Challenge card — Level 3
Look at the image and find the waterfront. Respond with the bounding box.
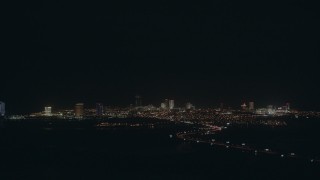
[0,118,319,179]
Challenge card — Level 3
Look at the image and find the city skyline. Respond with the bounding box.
[1,97,297,116]
[0,98,297,114]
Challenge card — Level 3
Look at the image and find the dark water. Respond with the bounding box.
[0,119,319,179]
[211,117,320,157]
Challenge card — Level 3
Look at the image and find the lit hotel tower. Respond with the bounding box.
[161,103,167,109]
[241,102,247,111]
[0,101,5,116]
[249,102,254,111]
[75,103,84,118]
[44,106,52,116]
[186,102,193,110]
[169,100,175,110]
[96,103,104,116]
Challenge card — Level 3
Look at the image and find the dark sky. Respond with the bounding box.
[2,1,320,114]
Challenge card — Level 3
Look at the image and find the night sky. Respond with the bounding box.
[2,1,320,114]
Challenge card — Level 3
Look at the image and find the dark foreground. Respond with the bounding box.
[0,119,319,180]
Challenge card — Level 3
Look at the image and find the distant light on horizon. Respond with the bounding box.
[0,101,5,116]
[44,106,52,116]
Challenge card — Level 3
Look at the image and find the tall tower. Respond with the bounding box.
[135,95,142,107]
[241,102,247,111]
[160,103,167,109]
[186,102,192,110]
[75,103,84,118]
[169,100,174,110]
[0,102,5,116]
[286,103,290,110]
[96,103,104,116]
[44,106,52,116]
[249,102,254,111]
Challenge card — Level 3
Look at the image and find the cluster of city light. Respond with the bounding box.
[3,99,320,124]
[174,115,320,165]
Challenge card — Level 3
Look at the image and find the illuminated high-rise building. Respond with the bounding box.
[135,95,142,107]
[241,102,247,111]
[161,99,171,110]
[44,106,52,116]
[267,105,275,114]
[0,102,5,116]
[160,103,167,109]
[286,103,290,110]
[186,102,195,110]
[96,103,104,116]
[186,102,192,110]
[75,103,84,118]
[249,102,254,111]
[169,100,174,110]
